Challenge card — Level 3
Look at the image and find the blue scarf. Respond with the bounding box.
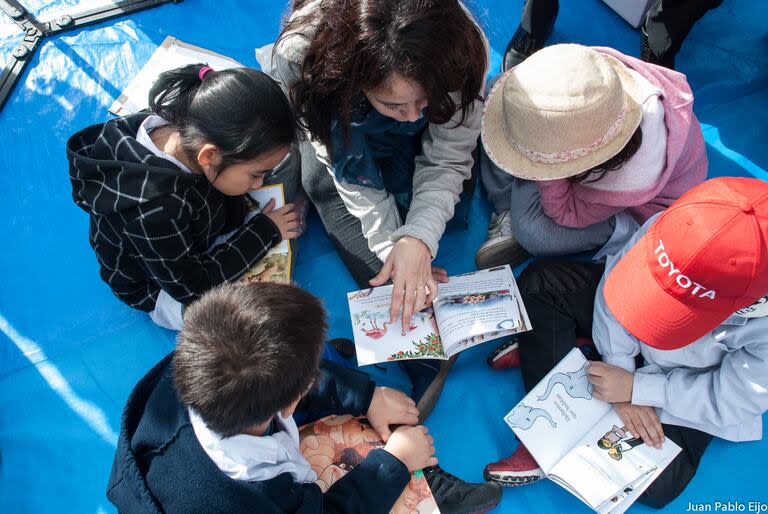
[329,104,427,208]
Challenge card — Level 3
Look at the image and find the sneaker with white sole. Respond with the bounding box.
[475,210,529,270]
[484,444,544,486]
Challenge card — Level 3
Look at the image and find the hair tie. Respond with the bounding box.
[198,66,213,81]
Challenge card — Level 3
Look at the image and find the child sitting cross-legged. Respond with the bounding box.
[484,178,768,509]
[107,281,501,513]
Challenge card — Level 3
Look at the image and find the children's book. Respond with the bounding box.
[504,348,681,514]
[347,265,531,366]
[109,36,243,115]
[213,184,292,283]
[298,415,440,514]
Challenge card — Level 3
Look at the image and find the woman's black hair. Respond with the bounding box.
[280,0,487,148]
[148,64,298,174]
[569,126,643,184]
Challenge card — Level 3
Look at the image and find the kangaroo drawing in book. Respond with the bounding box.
[505,403,557,430]
[537,360,593,402]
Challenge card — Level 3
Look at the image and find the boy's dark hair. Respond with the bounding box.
[174,282,327,437]
[568,126,643,184]
[148,64,298,175]
[280,0,487,148]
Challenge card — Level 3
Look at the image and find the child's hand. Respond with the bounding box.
[384,425,437,472]
[587,361,634,403]
[615,403,665,449]
[262,199,299,241]
[367,387,419,441]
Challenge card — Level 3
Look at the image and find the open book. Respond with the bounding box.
[109,36,243,115]
[298,415,440,514]
[504,348,681,514]
[213,184,292,283]
[347,265,531,366]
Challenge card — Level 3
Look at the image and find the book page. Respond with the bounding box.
[595,453,676,514]
[109,36,243,115]
[298,416,440,514]
[212,184,291,283]
[548,410,681,510]
[432,266,521,355]
[247,185,290,255]
[505,348,611,474]
[549,467,662,514]
[348,285,444,365]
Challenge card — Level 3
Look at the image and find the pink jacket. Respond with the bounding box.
[536,47,707,228]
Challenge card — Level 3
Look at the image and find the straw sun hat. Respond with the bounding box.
[482,44,644,181]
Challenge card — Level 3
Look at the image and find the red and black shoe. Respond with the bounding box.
[483,444,544,486]
[487,339,520,370]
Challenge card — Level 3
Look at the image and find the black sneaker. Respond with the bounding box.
[640,21,675,69]
[502,0,558,71]
[502,26,546,71]
[425,466,503,514]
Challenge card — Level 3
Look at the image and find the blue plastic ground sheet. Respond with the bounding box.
[1,1,767,512]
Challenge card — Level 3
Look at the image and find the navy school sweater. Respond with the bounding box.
[107,354,411,513]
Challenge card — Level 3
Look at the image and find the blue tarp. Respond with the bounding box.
[1,1,766,512]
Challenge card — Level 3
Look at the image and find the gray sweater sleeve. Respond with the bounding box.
[259,3,489,261]
[630,331,768,429]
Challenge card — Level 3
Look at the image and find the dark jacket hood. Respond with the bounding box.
[67,112,199,217]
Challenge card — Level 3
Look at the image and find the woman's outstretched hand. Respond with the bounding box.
[369,236,448,332]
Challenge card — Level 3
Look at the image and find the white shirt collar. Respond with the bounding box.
[135,115,194,174]
[188,408,317,483]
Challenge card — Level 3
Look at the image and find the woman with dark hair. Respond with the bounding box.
[261,0,489,418]
[67,64,300,330]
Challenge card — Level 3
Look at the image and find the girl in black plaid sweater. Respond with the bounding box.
[68,64,299,320]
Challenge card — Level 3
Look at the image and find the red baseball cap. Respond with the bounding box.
[604,177,768,350]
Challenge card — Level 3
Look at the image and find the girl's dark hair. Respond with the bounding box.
[280,0,487,147]
[148,64,297,173]
[569,126,643,184]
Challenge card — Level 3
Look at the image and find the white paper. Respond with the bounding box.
[348,285,444,366]
[347,265,531,365]
[213,184,292,284]
[506,348,611,473]
[549,410,681,509]
[505,348,682,512]
[595,453,677,514]
[110,36,243,115]
[433,266,520,356]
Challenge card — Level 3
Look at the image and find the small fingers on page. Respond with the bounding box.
[639,409,664,448]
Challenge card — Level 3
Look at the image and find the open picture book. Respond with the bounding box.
[109,36,243,115]
[213,184,292,283]
[347,265,531,366]
[298,415,440,514]
[504,348,681,514]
